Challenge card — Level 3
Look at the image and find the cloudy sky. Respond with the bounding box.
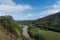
[0,0,60,20]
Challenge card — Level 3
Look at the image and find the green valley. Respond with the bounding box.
[0,12,60,40]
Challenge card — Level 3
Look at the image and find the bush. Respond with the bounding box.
[28,25,45,40]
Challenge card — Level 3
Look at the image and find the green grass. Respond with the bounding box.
[28,25,60,40]
[38,29,60,40]
[28,25,45,40]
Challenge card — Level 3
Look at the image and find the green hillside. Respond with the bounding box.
[0,15,26,40]
[33,12,60,32]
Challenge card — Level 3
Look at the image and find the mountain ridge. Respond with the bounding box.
[33,12,60,32]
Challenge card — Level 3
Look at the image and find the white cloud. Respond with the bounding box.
[37,1,60,18]
[24,1,60,20]
[27,13,32,17]
[0,0,60,20]
[0,0,16,5]
[29,1,60,20]
[0,5,33,13]
[0,0,33,14]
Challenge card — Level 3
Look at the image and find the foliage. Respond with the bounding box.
[28,25,45,40]
[0,15,22,37]
[33,12,60,32]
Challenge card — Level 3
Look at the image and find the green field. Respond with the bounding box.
[28,25,60,40]
[38,29,60,40]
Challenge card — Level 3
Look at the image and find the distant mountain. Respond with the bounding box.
[17,20,33,25]
[33,12,60,32]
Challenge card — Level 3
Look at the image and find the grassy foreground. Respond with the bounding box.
[38,29,60,40]
[28,25,60,40]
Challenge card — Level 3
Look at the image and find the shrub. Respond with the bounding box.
[28,25,45,40]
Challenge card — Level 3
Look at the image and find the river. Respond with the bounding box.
[23,25,32,40]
